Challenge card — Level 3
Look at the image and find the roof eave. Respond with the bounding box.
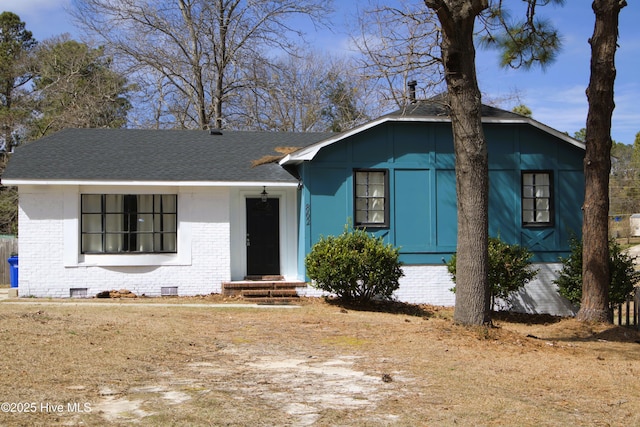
[520,117,586,150]
[281,116,406,165]
[1,179,299,187]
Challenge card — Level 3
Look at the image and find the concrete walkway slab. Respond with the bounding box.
[0,300,300,309]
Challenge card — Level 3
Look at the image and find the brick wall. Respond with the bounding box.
[393,265,456,306]
[301,263,574,316]
[17,187,231,298]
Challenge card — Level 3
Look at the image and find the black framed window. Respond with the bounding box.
[522,171,553,227]
[354,169,389,227]
[81,194,177,253]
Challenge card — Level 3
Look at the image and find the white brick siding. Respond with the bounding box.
[394,265,456,306]
[17,186,232,298]
[506,263,577,316]
[302,263,575,316]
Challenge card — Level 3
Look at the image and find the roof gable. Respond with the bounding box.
[280,100,585,164]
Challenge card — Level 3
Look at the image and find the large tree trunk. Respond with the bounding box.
[425,0,490,325]
[578,0,626,323]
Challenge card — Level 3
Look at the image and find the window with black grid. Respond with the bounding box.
[81,194,177,253]
[522,171,553,227]
[354,169,389,227]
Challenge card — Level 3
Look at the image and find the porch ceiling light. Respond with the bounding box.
[261,186,268,202]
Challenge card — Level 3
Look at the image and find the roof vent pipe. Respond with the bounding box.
[210,128,223,135]
[407,80,417,104]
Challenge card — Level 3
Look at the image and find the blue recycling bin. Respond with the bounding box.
[7,256,18,288]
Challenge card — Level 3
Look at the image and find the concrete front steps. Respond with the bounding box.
[221,276,306,303]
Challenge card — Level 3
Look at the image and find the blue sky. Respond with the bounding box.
[3,0,639,144]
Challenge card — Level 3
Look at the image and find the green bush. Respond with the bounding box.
[447,236,538,309]
[555,237,640,309]
[305,225,404,303]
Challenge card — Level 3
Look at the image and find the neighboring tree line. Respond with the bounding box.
[609,132,640,217]
[1,1,449,145]
[72,0,354,131]
[573,128,640,218]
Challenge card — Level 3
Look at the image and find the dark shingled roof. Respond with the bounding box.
[2,128,335,183]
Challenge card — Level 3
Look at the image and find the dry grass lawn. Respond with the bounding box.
[0,296,639,426]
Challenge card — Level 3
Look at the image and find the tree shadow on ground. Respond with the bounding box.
[493,310,640,344]
[324,297,436,318]
[492,310,565,325]
[583,325,640,344]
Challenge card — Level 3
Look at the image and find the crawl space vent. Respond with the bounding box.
[70,288,88,298]
[161,286,178,296]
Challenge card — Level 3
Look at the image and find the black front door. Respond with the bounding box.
[246,198,280,276]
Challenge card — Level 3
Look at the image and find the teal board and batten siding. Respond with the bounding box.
[485,125,585,261]
[297,121,584,272]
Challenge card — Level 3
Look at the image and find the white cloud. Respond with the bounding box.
[543,85,587,105]
[535,105,587,136]
[0,0,70,16]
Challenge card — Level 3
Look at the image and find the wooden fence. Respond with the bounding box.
[613,287,639,330]
[0,238,18,285]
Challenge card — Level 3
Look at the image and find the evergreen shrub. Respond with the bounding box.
[555,237,639,309]
[447,236,538,309]
[305,225,404,303]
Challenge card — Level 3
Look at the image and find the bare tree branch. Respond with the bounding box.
[349,0,444,110]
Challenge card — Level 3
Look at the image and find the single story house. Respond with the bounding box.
[1,99,584,315]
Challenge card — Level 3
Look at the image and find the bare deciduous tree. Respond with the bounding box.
[235,52,371,132]
[237,53,326,132]
[72,0,333,130]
